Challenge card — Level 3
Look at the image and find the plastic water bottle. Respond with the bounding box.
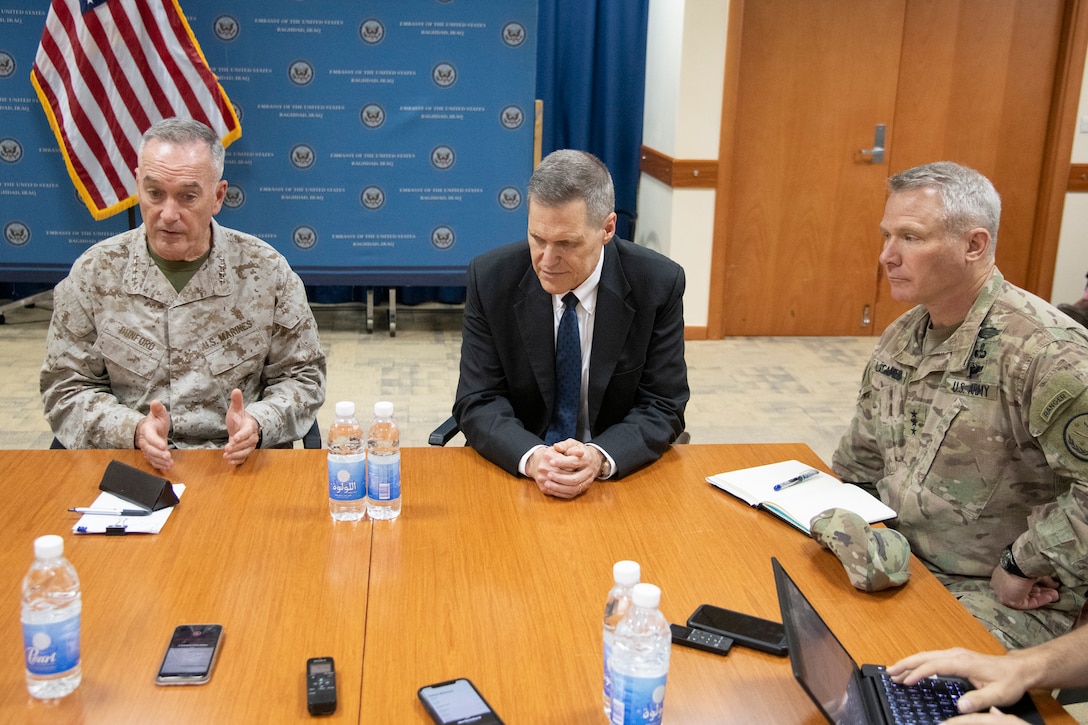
[603,560,641,717]
[609,583,670,725]
[366,401,401,520]
[22,534,82,699]
[327,401,366,522]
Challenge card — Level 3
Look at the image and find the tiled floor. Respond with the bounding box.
[0,294,876,465]
[5,294,1086,721]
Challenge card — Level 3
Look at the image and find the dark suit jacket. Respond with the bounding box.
[453,237,689,478]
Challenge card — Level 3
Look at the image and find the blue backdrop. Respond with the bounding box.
[1,0,538,287]
[1,0,650,294]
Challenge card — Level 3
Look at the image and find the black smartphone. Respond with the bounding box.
[687,604,788,656]
[155,624,224,685]
[418,678,505,725]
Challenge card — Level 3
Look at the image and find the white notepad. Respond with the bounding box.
[72,484,186,535]
[706,460,895,535]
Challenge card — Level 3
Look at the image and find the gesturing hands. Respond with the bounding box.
[134,389,260,470]
[223,389,260,466]
[135,399,173,471]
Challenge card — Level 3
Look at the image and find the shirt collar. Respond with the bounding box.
[552,246,605,314]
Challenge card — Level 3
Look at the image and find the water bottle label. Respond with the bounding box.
[367,453,400,501]
[610,672,667,725]
[328,454,365,501]
[602,640,614,705]
[23,613,81,675]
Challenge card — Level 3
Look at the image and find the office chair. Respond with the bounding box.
[428,416,461,446]
[50,419,323,450]
[299,419,322,449]
[427,416,690,446]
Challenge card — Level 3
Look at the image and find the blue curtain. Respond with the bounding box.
[537,0,650,241]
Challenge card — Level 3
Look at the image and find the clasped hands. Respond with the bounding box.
[134,389,259,472]
[527,439,603,499]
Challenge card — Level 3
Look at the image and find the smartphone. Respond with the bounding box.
[687,604,788,656]
[155,624,224,685]
[418,678,505,725]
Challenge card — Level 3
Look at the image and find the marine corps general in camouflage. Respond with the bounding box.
[41,220,326,452]
[833,162,1088,649]
[40,118,325,471]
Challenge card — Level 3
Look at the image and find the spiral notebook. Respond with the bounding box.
[706,460,895,536]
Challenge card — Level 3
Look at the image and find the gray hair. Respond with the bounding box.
[139,117,225,180]
[888,161,1000,251]
[527,149,615,226]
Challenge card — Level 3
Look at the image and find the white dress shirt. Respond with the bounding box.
[518,250,616,478]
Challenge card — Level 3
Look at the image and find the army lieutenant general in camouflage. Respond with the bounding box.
[832,162,1088,649]
[40,118,326,472]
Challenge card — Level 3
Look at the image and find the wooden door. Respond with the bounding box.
[873,0,1065,329]
[717,0,1066,336]
[720,0,906,336]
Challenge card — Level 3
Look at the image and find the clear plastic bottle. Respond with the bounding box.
[603,560,641,717]
[327,401,366,522]
[609,583,670,725]
[366,401,401,519]
[22,534,82,700]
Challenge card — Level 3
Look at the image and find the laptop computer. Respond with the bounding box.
[771,558,1043,725]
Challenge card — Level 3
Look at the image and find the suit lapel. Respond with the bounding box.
[589,243,633,426]
[515,266,556,414]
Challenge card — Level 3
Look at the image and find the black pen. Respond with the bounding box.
[773,468,820,491]
[68,507,151,517]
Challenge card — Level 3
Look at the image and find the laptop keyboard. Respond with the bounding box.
[877,671,967,725]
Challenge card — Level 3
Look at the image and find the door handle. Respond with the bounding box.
[859,124,886,164]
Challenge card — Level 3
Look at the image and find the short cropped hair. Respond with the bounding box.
[888,161,1001,251]
[527,149,615,226]
[139,118,225,180]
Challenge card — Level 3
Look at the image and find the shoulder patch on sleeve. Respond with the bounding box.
[1033,366,1088,429]
[1065,413,1088,461]
[1041,390,1075,424]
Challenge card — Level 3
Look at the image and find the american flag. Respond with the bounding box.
[30,0,240,220]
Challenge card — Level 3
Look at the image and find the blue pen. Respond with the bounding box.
[773,468,820,491]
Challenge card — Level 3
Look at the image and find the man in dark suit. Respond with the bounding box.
[454,150,689,498]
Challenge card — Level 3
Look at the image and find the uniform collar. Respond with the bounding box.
[125,220,234,303]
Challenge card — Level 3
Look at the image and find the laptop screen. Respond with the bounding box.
[773,558,872,725]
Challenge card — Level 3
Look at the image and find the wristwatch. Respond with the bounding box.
[598,457,613,480]
[999,544,1029,579]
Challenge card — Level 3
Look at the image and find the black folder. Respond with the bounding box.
[97,460,180,512]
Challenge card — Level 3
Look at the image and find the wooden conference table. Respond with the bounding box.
[0,445,1072,723]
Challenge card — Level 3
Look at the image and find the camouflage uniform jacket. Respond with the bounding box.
[832,269,1088,590]
[41,221,326,450]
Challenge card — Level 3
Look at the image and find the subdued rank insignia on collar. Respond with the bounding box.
[978,326,1000,339]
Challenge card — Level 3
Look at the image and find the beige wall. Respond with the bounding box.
[637,0,727,329]
[1055,64,1088,303]
[641,0,1088,331]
